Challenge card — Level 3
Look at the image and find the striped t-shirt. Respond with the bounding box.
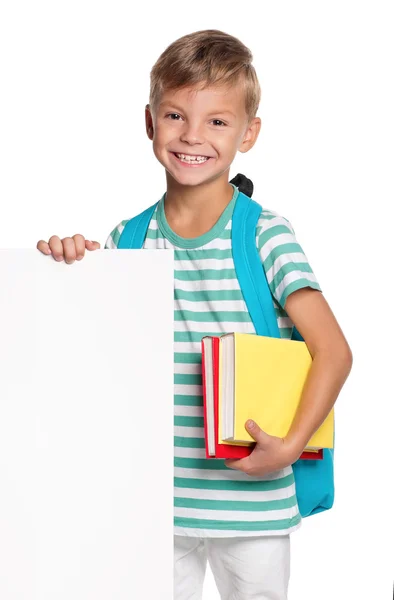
[105,183,322,538]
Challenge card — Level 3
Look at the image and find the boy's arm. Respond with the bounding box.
[225,287,352,475]
[257,211,352,455]
[255,210,352,455]
[226,212,352,475]
[283,287,353,458]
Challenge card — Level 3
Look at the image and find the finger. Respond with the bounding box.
[72,234,87,260]
[48,235,65,261]
[245,420,271,445]
[224,459,240,470]
[224,458,249,472]
[36,240,52,255]
[62,237,77,264]
[85,240,101,251]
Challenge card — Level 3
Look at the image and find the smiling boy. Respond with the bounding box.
[37,29,352,600]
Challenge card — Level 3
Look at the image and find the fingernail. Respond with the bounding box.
[247,420,255,428]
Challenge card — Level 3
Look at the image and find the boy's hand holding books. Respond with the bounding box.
[202,334,333,464]
[224,419,301,476]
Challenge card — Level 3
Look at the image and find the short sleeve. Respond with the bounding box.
[256,209,322,309]
[104,219,129,249]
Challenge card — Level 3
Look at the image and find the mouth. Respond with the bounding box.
[170,152,213,167]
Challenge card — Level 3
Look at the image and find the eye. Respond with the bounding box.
[167,113,182,121]
[212,119,226,127]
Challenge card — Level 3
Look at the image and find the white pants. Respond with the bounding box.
[174,534,290,600]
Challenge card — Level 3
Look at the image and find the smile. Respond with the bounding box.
[171,152,212,167]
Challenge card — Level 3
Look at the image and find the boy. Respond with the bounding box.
[37,29,353,600]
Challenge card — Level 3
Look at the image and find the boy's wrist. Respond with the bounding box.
[284,434,308,462]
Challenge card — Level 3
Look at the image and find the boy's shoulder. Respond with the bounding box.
[104,218,130,249]
[104,202,159,249]
[254,204,296,237]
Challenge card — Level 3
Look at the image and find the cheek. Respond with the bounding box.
[151,130,164,153]
[151,129,171,165]
[153,125,174,150]
[215,133,241,156]
[151,140,163,164]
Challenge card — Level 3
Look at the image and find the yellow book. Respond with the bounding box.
[218,332,334,450]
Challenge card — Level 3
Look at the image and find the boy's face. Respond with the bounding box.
[145,83,261,188]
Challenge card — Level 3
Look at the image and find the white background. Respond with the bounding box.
[0,0,393,598]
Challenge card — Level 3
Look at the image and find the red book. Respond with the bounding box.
[202,336,323,461]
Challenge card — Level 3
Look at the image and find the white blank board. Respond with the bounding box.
[0,249,174,599]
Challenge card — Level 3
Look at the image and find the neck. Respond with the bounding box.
[164,171,234,226]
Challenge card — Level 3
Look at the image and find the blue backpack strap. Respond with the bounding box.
[232,193,281,338]
[232,191,302,340]
[232,191,334,518]
[117,202,158,249]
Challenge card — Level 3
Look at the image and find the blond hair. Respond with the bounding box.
[149,30,261,123]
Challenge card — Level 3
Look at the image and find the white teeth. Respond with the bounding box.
[175,153,209,163]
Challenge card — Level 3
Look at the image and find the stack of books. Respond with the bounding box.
[202,333,334,460]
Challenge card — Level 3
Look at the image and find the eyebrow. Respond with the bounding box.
[159,103,236,118]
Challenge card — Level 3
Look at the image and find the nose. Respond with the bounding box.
[179,120,205,145]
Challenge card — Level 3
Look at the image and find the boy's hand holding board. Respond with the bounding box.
[37,235,101,263]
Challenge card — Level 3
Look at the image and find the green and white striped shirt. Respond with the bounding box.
[105,183,322,538]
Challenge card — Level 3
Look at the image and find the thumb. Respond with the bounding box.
[85,240,101,250]
[245,420,271,445]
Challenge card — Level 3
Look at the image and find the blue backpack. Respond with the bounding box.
[117,183,335,518]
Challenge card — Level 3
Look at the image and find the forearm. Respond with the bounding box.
[285,348,352,457]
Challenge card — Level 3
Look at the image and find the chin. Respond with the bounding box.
[167,167,214,184]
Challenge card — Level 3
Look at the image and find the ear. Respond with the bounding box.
[238,117,261,153]
[145,104,154,140]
